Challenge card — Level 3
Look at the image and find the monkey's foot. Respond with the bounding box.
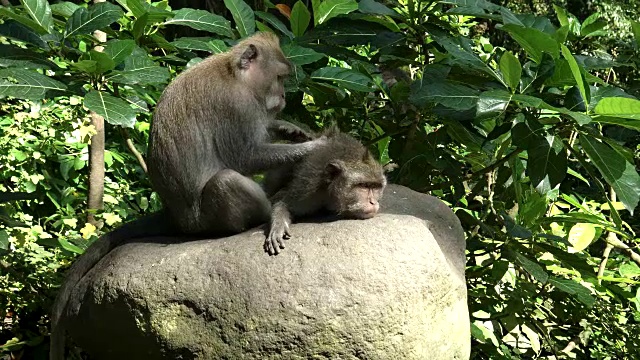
[264,221,291,255]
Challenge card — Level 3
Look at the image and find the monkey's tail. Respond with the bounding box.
[49,210,177,360]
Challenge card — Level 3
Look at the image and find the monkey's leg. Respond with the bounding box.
[265,200,292,255]
[199,169,271,234]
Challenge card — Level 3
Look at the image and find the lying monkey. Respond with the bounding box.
[263,127,387,255]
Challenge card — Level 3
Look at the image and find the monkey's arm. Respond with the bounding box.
[267,120,314,143]
[244,139,327,173]
[264,190,324,255]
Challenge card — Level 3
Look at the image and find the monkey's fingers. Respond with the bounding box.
[283,224,291,240]
[264,237,280,255]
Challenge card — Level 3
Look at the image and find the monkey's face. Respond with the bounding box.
[326,160,386,219]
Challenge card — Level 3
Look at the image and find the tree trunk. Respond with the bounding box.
[86,0,107,226]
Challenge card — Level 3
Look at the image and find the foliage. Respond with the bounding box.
[0,0,639,358]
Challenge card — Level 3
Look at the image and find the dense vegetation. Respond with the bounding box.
[0,0,638,358]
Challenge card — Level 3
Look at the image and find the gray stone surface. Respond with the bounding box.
[65,184,469,359]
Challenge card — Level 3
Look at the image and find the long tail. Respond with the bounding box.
[49,211,177,360]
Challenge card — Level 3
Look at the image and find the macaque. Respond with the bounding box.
[51,32,323,360]
[263,127,387,255]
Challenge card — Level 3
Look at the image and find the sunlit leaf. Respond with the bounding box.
[290,0,310,37]
[594,97,640,120]
[311,67,372,92]
[561,45,589,110]
[567,223,598,252]
[0,68,66,100]
[23,0,53,33]
[163,8,233,38]
[282,44,324,65]
[223,0,255,38]
[65,2,123,38]
[501,24,559,63]
[581,135,640,214]
[315,0,358,25]
[84,89,137,128]
[499,51,521,91]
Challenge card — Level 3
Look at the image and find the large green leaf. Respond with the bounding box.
[358,0,398,17]
[561,45,589,110]
[290,0,310,37]
[501,24,559,63]
[72,50,115,74]
[580,135,640,214]
[23,0,53,33]
[0,20,49,48]
[0,68,66,100]
[567,223,598,252]
[0,7,49,34]
[282,44,324,66]
[315,0,358,25]
[528,134,567,193]
[65,2,124,38]
[514,251,549,283]
[171,37,214,52]
[224,0,254,38]
[50,2,79,18]
[310,67,373,92]
[499,51,521,91]
[255,11,293,39]
[107,54,169,85]
[580,12,606,38]
[431,33,504,85]
[410,81,479,110]
[592,116,640,131]
[163,8,233,38]
[103,39,136,65]
[476,89,511,118]
[548,276,595,307]
[126,0,172,24]
[84,89,137,128]
[594,97,640,120]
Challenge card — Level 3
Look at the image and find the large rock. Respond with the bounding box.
[64,184,469,359]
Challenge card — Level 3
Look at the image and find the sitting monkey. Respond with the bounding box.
[263,127,387,255]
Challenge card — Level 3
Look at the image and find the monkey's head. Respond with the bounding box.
[233,32,292,114]
[324,137,387,219]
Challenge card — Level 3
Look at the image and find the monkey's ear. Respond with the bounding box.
[239,44,258,69]
[326,160,345,178]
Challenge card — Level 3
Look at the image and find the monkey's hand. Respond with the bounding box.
[264,217,291,255]
[269,120,314,143]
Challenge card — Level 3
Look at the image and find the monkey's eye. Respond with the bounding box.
[357,182,382,189]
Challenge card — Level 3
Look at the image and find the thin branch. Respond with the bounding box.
[122,129,148,174]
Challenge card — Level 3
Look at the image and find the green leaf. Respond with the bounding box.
[255,11,294,39]
[23,0,53,33]
[410,81,479,110]
[0,68,66,100]
[58,238,84,254]
[358,0,397,17]
[561,45,589,111]
[126,0,172,24]
[553,4,569,27]
[163,8,233,38]
[290,0,310,37]
[0,7,49,34]
[103,39,136,65]
[282,44,324,66]
[580,12,606,38]
[311,67,372,92]
[50,2,79,19]
[0,20,49,48]
[514,251,549,283]
[107,54,169,85]
[171,37,215,52]
[499,51,521,91]
[580,135,640,214]
[528,134,567,193]
[548,277,595,307]
[619,262,640,278]
[593,116,640,131]
[84,89,137,128]
[224,0,255,38]
[0,230,8,251]
[76,50,115,74]
[65,2,124,38]
[476,89,511,119]
[594,97,640,120]
[631,21,640,48]
[208,39,229,54]
[501,24,559,63]
[315,0,358,25]
[567,223,598,252]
